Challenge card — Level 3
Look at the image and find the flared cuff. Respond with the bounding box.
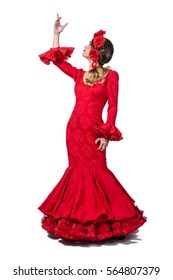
[94,123,123,141]
[38,47,75,65]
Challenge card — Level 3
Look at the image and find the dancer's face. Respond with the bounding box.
[82,43,92,59]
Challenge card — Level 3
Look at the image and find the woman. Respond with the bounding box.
[38,14,146,241]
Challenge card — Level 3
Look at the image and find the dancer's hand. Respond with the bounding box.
[95,137,109,151]
[54,13,68,34]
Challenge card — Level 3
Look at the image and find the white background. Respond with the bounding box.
[0,0,172,279]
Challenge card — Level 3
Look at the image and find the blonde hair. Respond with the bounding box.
[84,66,110,86]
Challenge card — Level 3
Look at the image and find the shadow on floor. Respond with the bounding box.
[47,230,142,247]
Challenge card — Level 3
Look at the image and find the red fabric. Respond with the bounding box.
[38,47,147,241]
[39,47,74,65]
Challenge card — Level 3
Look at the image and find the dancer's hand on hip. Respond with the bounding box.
[95,137,109,151]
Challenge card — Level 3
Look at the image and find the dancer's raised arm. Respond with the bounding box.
[52,13,68,48]
[39,13,81,81]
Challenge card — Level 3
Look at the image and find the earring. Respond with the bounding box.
[92,61,97,69]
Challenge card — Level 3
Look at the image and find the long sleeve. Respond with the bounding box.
[38,47,82,81]
[95,70,123,141]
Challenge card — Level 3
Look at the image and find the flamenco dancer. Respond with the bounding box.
[38,14,147,241]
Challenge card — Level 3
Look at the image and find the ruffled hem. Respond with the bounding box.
[38,166,147,241]
[38,47,75,65]
[94,123,123,141]
[41,213,146,241]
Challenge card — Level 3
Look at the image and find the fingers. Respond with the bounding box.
[55,13,62,23]
[55,17,61,23]
[56,13,61,20]
[95,138,108,151]
[55,14,68,29]
[63,22,69,28]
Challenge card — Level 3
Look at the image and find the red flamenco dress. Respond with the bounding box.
[38,47,147,241]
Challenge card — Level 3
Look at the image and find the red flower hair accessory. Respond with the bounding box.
[93,30,106,48]
[89,30,106,68]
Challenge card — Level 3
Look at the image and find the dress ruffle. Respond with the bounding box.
[94,123,123,141]
[38,166,146,241]
[41,213,146,241]
[38,47,75,65]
